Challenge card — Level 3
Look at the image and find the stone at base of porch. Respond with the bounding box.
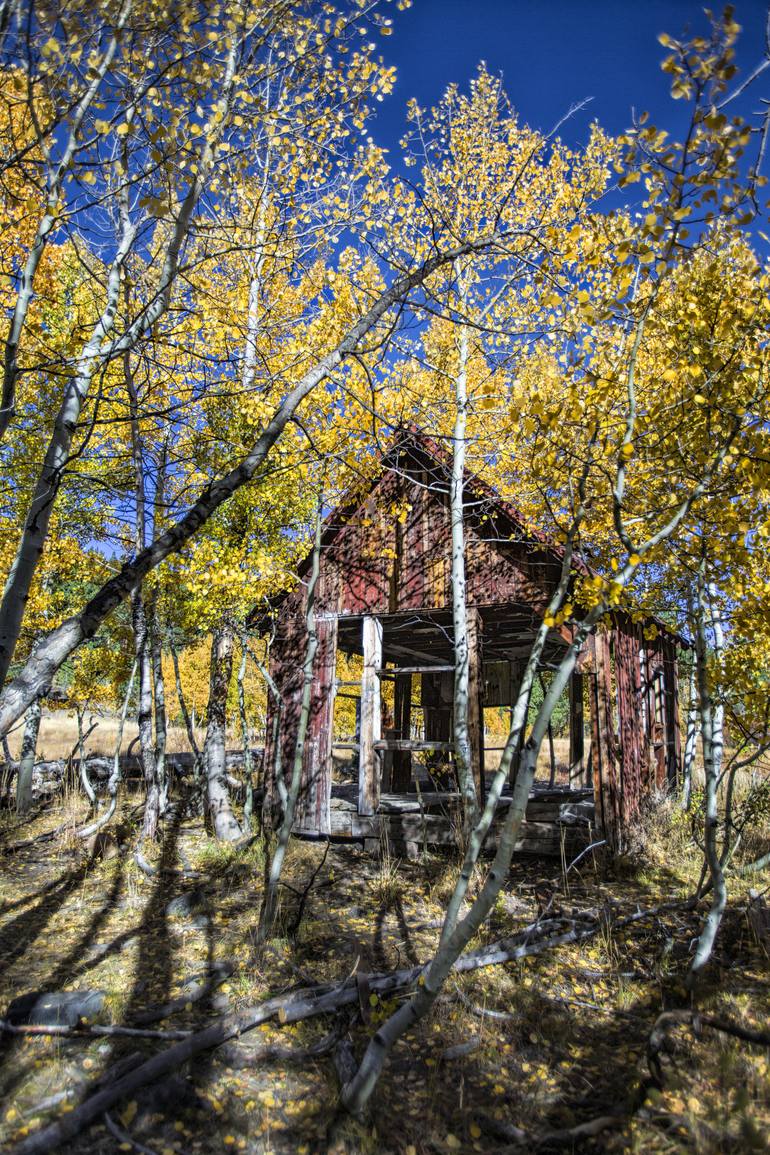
[294,784,596,860]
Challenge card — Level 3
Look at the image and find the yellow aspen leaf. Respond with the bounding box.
[120,1101,138,1127]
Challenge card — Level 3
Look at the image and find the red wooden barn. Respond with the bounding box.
[253,428,684,856]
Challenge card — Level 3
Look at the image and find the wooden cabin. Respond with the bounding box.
[252,429,684,857]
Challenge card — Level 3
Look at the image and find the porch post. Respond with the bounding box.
[391,673,413,792]
[467,607,485,802]
[359,616,383,816]
[569,672,585,785]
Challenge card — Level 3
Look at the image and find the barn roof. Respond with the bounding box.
[249,425,687,645]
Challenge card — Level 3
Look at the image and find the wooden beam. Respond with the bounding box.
[591,630,620,853]
[663,638,681,788]
[374,739,454,752]
[391,673,412,791]
[377,665,455,677]
[295,617,337,836]
[569,672,585,785]
[358,616,383,816]
[467,607,485,803]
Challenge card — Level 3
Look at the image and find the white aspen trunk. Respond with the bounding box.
[0,24,242,684]
[358,616,383,817]
[15,697,41,814]
[150,599,168,814]
[0,240,498,738]
[343,606,595,1116]
[237,636,254,829]
[125,340,161,842]
[707,581,725,782]
[203,618,241,842]
[241,224,266,394]
[449,293,479,829]
[77,659,137,839]
[134,591,159,841]
[0,0,132,444]
[0,214,138,685]
[258,504,323,942]
[681,661,698,811]
[77,706,97,808]
[688,566,727,987]
[170,637,203,780]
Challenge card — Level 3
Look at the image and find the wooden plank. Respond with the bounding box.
[295,617,337,836]
[568,672,585,784]
[374,739,454,752]
[482,659,512,707]
[467,607,485,804]
[358,616,383,816]
[391,673,413,792]
[590,630,620,852]
[351,814,381,838]
[377,665,454,677]
[329,810,353,836]
[663,637,681,788]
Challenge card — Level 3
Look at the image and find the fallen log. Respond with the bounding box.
[7,904,686,1155]
[0,1021,192,1041]
[648,1008,770,1085]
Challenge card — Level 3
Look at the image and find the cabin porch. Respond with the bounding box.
[325,780,595,859]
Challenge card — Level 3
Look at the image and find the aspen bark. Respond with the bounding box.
[15,697,41,815]
[134,591,159,841]
[688,565,727,987]
[258,503,323,941]
[681,661,698,811]
[0,238,510,737]
[77,660,137,839]
[203,618,241,842]
[0,22,242,685]
[170,636,203,781]
[0,212,138,685]
[237,636,255,830]
[449,277,479,829]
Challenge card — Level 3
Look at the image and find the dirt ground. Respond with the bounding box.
[0,790,768,1155]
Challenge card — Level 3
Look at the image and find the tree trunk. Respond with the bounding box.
[170,635,202,780]
[77,705,97,809]
[134,590,159,841]
[150,598,167,814]
[15,697,41,814]
[449,276,479,830]
[78,659,137,839]
[237,634,255,830]
[204,617,241,842]
[258,502,322,941]
[343,590,593,1116]
[688,564,727,988]
[681,661,698,811]
[0,213,138,686]
[0,241,504,739]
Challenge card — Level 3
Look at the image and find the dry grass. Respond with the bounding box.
[0,786,768,1155]
[4,708,204,761]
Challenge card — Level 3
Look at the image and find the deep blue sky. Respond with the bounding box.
[372,1,769,159]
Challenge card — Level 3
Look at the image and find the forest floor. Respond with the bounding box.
[0,790,768,1155]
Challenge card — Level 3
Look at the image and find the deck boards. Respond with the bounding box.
[305,782,595,858]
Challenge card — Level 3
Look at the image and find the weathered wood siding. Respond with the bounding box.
[261,438,683,850]
[319,449,562,618]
